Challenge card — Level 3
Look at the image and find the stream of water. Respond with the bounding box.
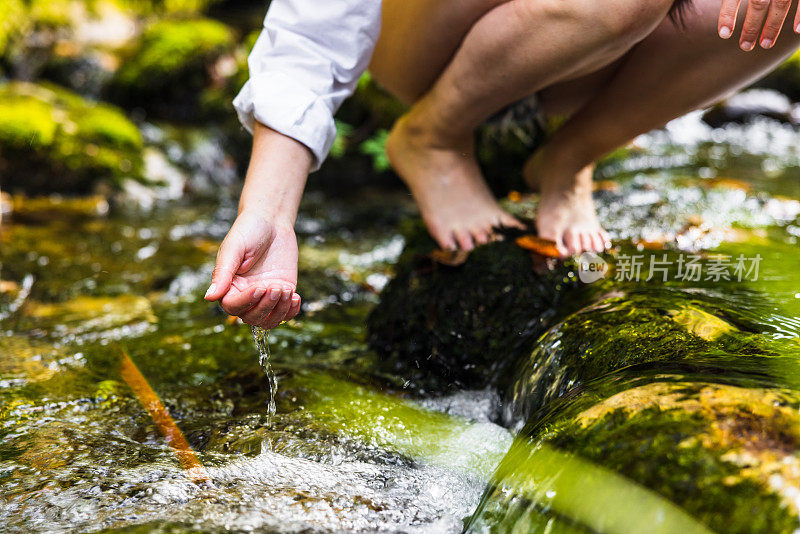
[251,326,277,422]
[2,93,800,532]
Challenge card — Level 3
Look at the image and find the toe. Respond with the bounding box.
[471,226,492,246]
[453,229,475,251]
[563,229,581,256]
[589,232,605,253]
[579,233,594,254]
[498,212,525,230]
[431,226,458,251]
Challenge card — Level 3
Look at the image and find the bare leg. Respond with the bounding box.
[543,0,800,170]
[374,0,676,250]
[525,0,800,254]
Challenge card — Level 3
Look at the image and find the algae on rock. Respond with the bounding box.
[0,81,143,193]
[108,18,235,120]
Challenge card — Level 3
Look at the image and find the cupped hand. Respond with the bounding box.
[204,210,301,329]
[719,0,800,50]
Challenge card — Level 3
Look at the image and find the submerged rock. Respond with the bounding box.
[0,81,143,194]
[470,380,800,533]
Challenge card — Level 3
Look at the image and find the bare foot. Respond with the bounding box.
[387,114,523,251]
[524,148,610,257]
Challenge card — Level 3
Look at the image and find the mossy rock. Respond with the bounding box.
[472,381,800,533]
[758,48,800,101]
[0,0,26,56]
[112,0,219,16]
[506,288,773,424]
[108,18,235,120]
[0,81,143,194]
[366,222,583,391]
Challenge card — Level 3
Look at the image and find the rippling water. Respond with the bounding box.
[3,97,800,532]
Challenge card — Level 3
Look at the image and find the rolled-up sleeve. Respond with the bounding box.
[233,0,382,171]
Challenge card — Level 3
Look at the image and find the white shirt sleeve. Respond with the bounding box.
[233,0,383,171]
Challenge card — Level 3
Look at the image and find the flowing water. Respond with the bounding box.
[250,326,277,422]
[2,92,800,532]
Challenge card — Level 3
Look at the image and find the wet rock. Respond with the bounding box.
[24,294,156,339]
[472,381,800,533]
[107,18,235,121]
[504,288,772,426]
[9,194,109,224]
[703,89,795,127]
[0,81,144,194]
[366,223,581,392]
[758,48,800,101]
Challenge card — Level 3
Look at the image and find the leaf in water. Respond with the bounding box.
[703,177,753,192]
[514,235,560,258]
[593,179,620,192]
[430,249,470,267]
[634,238,667,250]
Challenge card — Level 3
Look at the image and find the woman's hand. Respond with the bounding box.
[205,211,301,329]
[718,0,799,51]
[204,121,312,330]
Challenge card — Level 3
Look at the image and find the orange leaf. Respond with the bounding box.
[515,235,561,258]
[119,348,214,487]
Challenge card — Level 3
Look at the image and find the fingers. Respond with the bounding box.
[220,285,268,317]
[262,289,297,330]
[239,286,283,326]
[795,1,800,33]
[760,0,792,48]
[205,238,244,301]
[719,0,741,38]
[740,0,772,51]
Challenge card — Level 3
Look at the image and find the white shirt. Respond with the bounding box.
[233,1,383,171]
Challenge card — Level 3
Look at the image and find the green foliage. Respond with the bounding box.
[109,18,235,120]
[111,0,218,16]
[330,120,354,160]
[0,81,143,193]
[359,129,390,172]
[0,0,26,55]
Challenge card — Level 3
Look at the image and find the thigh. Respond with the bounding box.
[370,0,508,104]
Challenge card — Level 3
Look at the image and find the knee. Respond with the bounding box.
[513,0,673,44]
[593,0,675,42]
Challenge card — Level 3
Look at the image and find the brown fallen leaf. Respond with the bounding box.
[703,177,752,192]
[593,180,620,192]
[634,239,666,251]
[515,235,561,258]
[430,249,470,267]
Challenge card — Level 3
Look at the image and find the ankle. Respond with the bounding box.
[401,99,473,150]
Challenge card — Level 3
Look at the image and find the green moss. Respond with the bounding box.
[109,18,234,120]
[474,381,800,533]
[546,386,800,533]
[0,81,143,193]
[0,0,26,55]
[112,0,217,16]
[367,223,582,391]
